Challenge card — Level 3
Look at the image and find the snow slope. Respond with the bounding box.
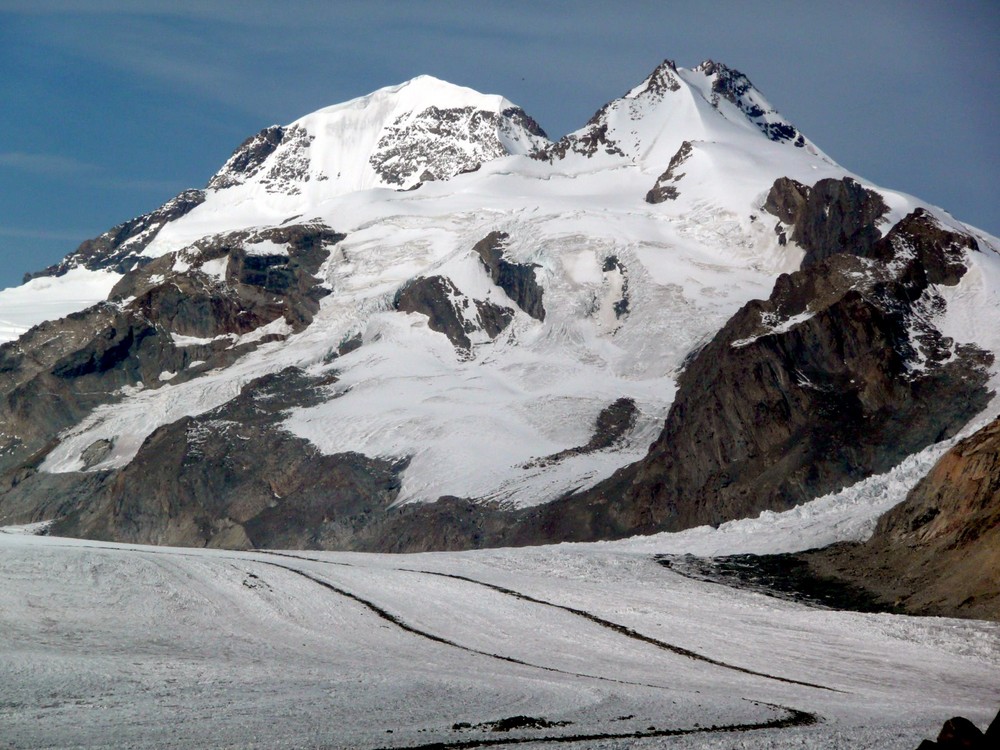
[1,531,996,749]
[0,267,121,344]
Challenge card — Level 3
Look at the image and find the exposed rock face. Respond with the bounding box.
[473,231,545,321]
[912,712,997,749]
[25,189,206,281]
[763,177,889,265]
[393,273,515,355]
[371,106,548,186]
[0,224,340,489]
[524,398,638,469]
[646,141,692,203]
[207,125,286,190]
[394,276,479,351]
[532,58,688,163]
[634,59,682,98]
[0,305,200,480]
[696,60,807,146]
[104,223,338,339]
[806,414,1000,620]
[500,106,549,142]
[34,384,644,551]
[535,103,626,162]
[48,368,408,550]
[208,125,322,195]
[601,255,630,320]
[594,193,992,533]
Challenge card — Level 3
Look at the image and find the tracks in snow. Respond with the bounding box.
[65,543,826,747]
[258,549,837,693]
[254,558,673,693]
[253,551,823,749]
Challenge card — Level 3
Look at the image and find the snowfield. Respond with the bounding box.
[1,530,997,749]
[0,267,121,344]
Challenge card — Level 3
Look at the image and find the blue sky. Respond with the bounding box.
[0,1,997,290]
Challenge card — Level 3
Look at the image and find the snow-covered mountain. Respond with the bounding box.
[1,59,998,610]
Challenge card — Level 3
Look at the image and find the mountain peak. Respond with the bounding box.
[537,58,821,167]
[624,59,682,100]
[314,74,513,118]
[207,76,550,197]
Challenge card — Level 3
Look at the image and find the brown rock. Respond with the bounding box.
[806,414,1000,620]
[608,205,991,533]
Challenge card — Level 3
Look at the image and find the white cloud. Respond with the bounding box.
[0,152,95,175]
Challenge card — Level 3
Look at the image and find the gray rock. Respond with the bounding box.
[473,231,545,321]
[207,125,285,190]
[395,276,475,350]
[0,224,340,495]
[646,141,692,203]
[764,176,889,266]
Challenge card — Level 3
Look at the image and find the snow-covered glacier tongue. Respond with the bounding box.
[1,58,999,586]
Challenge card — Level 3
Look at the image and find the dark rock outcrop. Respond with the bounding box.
[602,255,630,319]
[501,106,549,141]
[763,176,889,265]
[395,276,476,350]
[646,141,692,203]
[207,125,286,190]
[393,274,515,354]
[580,196,991,535]
[391,228,547,352]
[912,712,997,749]
[473,231,545,320]
[533,60,682,164]
[633,59,682,98]
[0,224,340,491]
[47,368,408,550]
[373,107,492,186]
[110,223,338,336]
[369,105,548,187]
[534,107,626,162]
[0,306,206,479]
[524,398,638,468]
[696,60,807,146]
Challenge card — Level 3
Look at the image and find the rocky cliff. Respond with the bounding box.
[805,414,1000,620]
[602,180,992,533]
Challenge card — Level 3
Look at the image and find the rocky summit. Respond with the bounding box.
[1,60,998,617]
